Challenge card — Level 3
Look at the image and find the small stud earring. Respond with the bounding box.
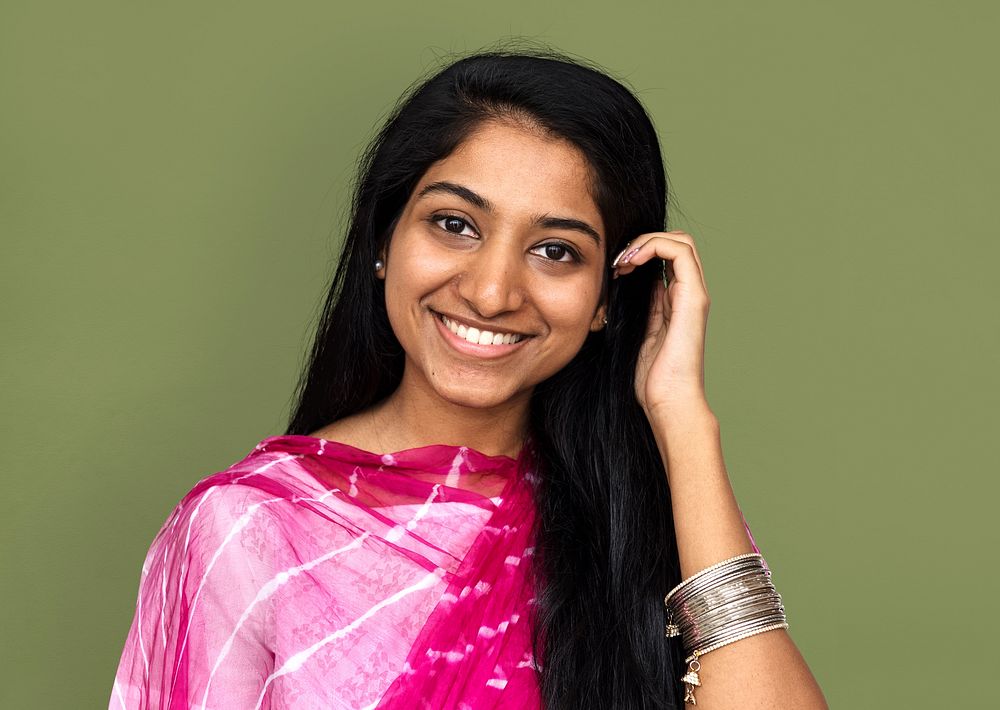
[374,259,385,272]
[602,316,608,325]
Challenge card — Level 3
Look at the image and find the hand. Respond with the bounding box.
[612,230,713,424]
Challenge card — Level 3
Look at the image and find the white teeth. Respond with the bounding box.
[440,315,524,346]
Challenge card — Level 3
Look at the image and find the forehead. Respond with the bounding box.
[413,120,603,231]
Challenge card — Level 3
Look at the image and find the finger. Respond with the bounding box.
[663,231,707,290]
[612,231,693,268]
[613,231,707,292]
[612,235,708,301]
[610,238,636,267]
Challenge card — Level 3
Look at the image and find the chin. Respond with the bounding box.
[430,375,526,411]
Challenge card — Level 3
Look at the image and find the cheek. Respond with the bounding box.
[382,242,455,341]
[541,282,601,339]
[384,241,449,304]
[390,232,458,282]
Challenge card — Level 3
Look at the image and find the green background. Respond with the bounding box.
[2,1,996,707]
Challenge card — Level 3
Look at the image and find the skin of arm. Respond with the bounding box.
[650,399,828,710]
[614,231,828,708]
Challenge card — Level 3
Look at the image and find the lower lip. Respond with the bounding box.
[432,312,531,360]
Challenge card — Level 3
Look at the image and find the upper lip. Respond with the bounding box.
[433,310,533,337]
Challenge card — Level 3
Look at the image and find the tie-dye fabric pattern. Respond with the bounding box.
[109,434,543,709]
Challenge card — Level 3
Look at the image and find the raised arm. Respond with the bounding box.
[650,403,827,708]
[613,230,827,708]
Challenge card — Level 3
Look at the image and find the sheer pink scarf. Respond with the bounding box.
[110,434,543,709]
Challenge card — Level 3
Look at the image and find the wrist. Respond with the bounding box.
[645,396,717,432]
[647,401,722,481]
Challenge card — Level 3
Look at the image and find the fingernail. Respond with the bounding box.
[611,248,627,268]
[620,246,640,265]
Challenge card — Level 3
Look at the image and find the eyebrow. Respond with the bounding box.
[416,180,602,245]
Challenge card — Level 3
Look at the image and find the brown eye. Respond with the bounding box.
[430,214,477,238]
[530,242,579,263]
[544,244,567,260]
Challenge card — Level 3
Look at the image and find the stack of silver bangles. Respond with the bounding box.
[663,553,788,705]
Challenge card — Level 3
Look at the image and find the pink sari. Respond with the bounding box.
[109,434,543,709]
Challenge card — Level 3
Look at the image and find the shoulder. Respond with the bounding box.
[121,484,264,607]
[150,468,291,567]
[133,478,293,608]
[181,481,281,533]
[164,438,322,531]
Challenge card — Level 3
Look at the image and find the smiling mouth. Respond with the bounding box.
[437,313,528,346]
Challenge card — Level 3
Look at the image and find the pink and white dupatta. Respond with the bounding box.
[109,434,543,709]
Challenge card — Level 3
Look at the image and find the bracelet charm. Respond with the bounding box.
[680,658,702,705]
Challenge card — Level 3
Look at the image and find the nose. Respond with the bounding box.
[455,238,525,318]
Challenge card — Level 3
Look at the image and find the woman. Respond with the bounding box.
[110,48,827,709]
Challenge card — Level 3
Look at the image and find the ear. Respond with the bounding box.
[590,301,608,332]
[376,213,403,282]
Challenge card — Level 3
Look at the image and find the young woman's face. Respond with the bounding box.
[379,120,608,413]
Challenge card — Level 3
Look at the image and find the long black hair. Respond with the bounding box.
[286,44,685,709]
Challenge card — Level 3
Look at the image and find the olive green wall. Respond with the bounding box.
[2,1,995,707]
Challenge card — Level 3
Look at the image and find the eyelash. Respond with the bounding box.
[427,213,582,264]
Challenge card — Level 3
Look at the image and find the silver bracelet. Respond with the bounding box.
[665,553,762,600]
[666,555,767,606]
[664,553,788,705]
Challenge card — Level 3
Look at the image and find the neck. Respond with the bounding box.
[369,369,531,459]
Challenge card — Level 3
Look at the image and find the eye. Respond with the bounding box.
[429,213,477,238]
[530,242,580,263]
